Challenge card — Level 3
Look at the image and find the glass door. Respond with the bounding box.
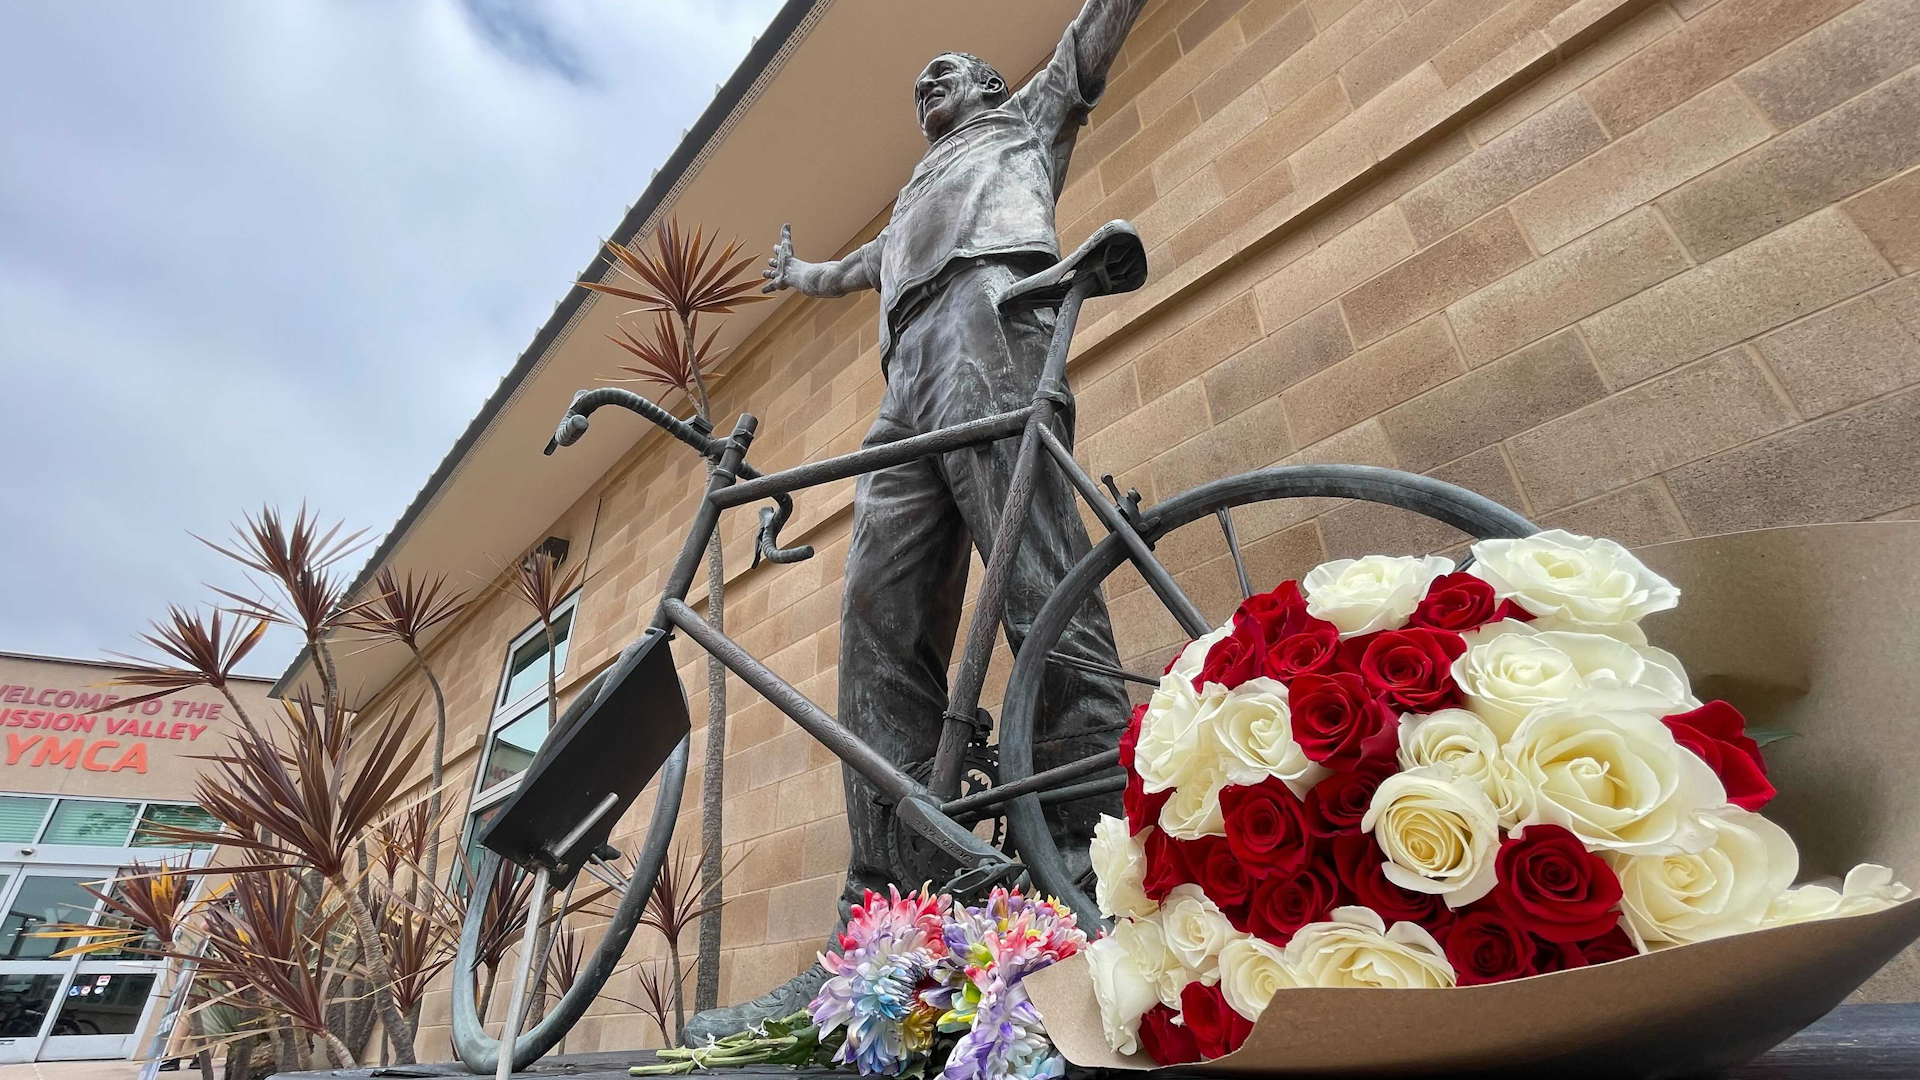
[0,868,163,1062]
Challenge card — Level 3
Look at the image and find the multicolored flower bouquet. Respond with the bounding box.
[638,886,1086,1079]
[1085,530,1913,1065]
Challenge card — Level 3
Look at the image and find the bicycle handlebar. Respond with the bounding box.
[545,388,814,566]
[545,388,716,457]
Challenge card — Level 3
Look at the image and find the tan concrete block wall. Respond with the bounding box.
[389,0,1920,1057]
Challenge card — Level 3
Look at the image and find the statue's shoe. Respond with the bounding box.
[682,962,830,1045]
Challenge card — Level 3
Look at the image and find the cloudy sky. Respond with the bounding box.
[0,0,784,677]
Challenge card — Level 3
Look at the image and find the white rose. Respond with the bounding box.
[1611,807,1799,948]
[1087,930,1161,1055]
[1160,884,1245,982]
[1283,906,1456,988]
[1134,674,1219,794]
[1158,765,1230,840]
[1205,677,1328,797]
[1302,554,1452,637]
[1765,864,1914,927]
[1218,936,1299,1022]
[1361,764,1502,907]
[1091,815,1157,918]
[1111,914,1191,1011]
[1166,625,1232,683]
[1467,530,1679,630]
[1397,709,1534,829]
[1450,624,1693,741]
[1506,697,1724,855]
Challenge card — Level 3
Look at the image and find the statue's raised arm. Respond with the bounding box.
[1010,0,1150,153]
[1069,0,1152,97]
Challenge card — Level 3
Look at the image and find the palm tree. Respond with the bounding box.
[581,217,765,1013]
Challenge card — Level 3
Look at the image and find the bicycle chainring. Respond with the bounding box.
[887,743,1006,890]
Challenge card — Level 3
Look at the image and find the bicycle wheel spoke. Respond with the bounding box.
[1046,650,1158,686]
[1217,507,1253,600]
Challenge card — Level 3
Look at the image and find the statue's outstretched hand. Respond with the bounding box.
[762,223,796,294]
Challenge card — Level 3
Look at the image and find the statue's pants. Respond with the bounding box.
[835,256,1130,912]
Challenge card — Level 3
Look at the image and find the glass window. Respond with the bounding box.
[86,874,167,960]
[41,800,139,846]
[499,608,573,708]
[0,877,102,960]
[0,974,62,1037]
[480,705,547,793]
[460,803,507,892]
[132,804,220,848]
[51,972,156,1036]
[0,797,51,843]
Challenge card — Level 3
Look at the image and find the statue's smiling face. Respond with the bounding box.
[915,53,1005,141]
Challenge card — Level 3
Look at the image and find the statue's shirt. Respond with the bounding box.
[876,30,1098,360]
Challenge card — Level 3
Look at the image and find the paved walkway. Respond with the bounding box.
[0,1063,143,1080]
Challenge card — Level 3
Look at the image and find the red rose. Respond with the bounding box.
[1663,700,1775,812]
[1290,671,1397,770]
[1124,772,1171,836]
[1138,1004,1201,1065]
[1529,935,1587,974]
[1142,828,1193,902]
[1492,824,1623,943]
[1528,924,1639,973]
[1304,758,1397,838]
[1236,581,1308,646]
[1331,834,1455,937]
[1357,627,1467,712]
[1443,908,1537,986]
[1410,573,1533,633]
[1121,703,1168,835]
[1243,862,1342,944]
[1196,614,1266,690]
[1179,982,1253,1060]
[1575,925,1638,965]
[1265,620,1349,681]
[1193,835,1255,914]
[1119,703,1146,769]
[1220,778,1316,879]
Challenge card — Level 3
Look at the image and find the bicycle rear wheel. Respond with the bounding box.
[997,464,1538,925]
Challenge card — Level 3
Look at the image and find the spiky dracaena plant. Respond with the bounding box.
[581,217,765,1014]
[185,867,355,1070]
[343,568,469,890]
[148,694,427,1063]
[100,606,270,742]
[572,843,740,1046]
[198,504,377,717]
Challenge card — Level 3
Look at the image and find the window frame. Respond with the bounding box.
[458,589,582,887]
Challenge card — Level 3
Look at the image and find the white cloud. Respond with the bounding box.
[0,0,784,674]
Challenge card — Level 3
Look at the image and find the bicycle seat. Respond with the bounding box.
[998,220,1148,310]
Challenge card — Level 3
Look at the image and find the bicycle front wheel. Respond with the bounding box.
[449,728,688,1073]
[998,464,1538,925]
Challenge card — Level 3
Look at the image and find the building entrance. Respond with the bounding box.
[0,796,217,1063]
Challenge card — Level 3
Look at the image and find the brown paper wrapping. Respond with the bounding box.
[1028,522,1920,1078]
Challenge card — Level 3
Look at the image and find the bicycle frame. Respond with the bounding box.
[609,268,1210,880]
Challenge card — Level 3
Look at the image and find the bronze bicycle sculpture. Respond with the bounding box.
[445,214,1542,1073]
[448,0,1540,1070]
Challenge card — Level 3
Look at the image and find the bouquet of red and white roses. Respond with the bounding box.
[1085,530,1911,1066]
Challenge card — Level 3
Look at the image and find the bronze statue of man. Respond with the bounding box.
[686,0,1149,1040]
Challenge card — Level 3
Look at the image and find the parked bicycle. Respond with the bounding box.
[449,220,1539,1072]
